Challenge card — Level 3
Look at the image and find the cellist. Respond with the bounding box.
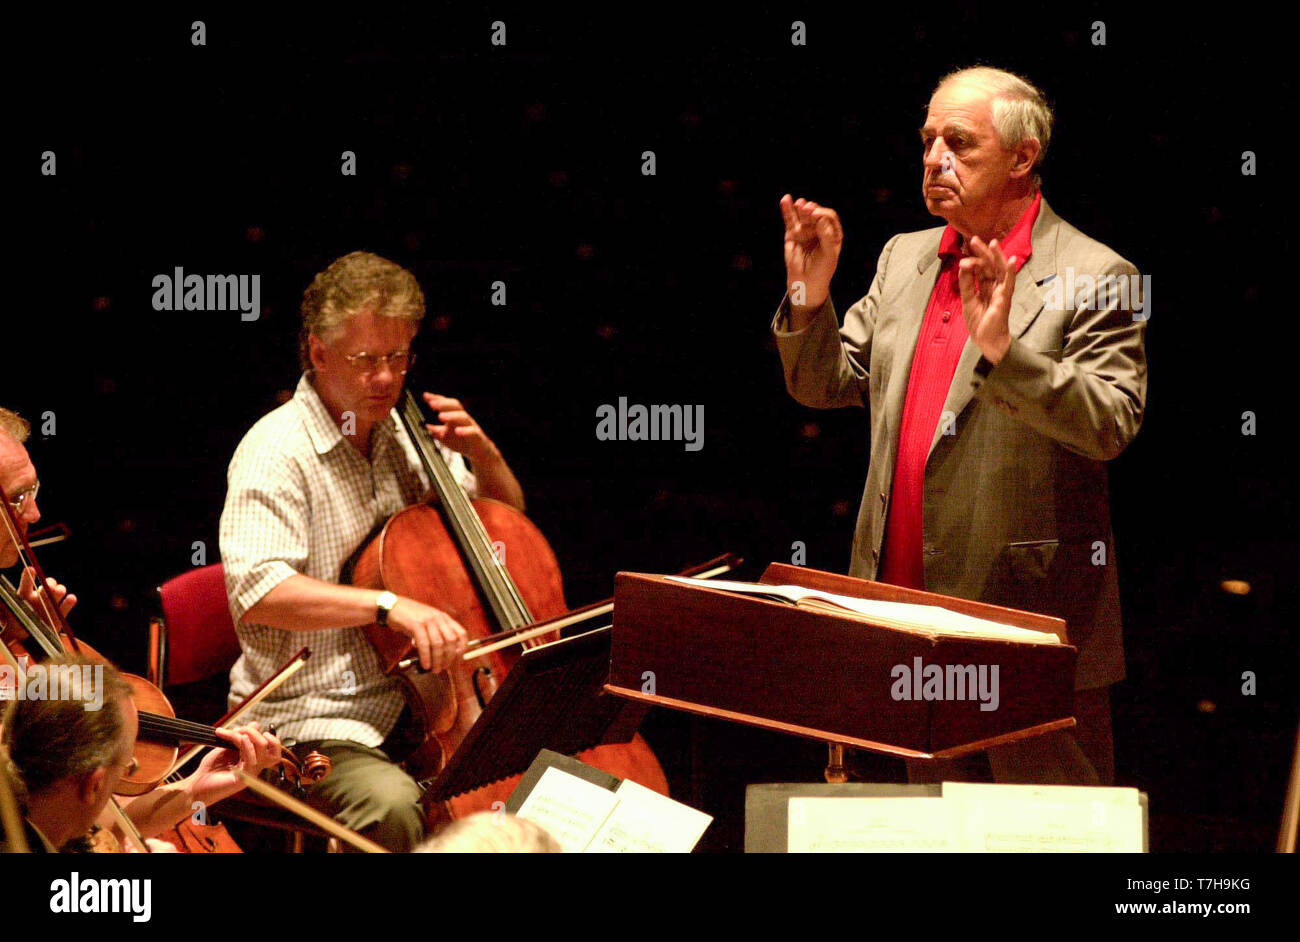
[218,250,527,851]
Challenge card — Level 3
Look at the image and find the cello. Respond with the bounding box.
[350,390,668,819]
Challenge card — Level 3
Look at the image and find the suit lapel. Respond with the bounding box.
[925,198,1061,462]
[880,246,944,445]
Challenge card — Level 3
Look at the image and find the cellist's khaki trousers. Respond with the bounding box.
[297,739,425,852]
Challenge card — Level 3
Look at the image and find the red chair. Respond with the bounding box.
[149,563,242,689]
[148,563,335,851]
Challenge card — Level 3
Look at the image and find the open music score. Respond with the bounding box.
[665,576,1066,644]
[509,750,712,853]
[608,565,1078,759]
[781,783,1147,853]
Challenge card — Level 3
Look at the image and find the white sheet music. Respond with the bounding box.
[515,767,713,853]
[942,782,1144,852]
[586,780,713,853]
[781,784,1145,853]
[787,797,960,852]
[668,576,1060,644]
[515,766,621,853]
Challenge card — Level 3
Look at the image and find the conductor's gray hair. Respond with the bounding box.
[935,66,1053,187]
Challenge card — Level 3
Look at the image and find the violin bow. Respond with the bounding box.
[0,483,83,652]
[233,769,388,853]
[453,552,744,663]
[0,642,31,853]
[161,647,312,781]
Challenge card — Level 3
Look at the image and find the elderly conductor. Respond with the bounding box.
[773,66,1147,785]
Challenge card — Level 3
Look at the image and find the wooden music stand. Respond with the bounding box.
[422,625,648,801]
[604,563,1077,770]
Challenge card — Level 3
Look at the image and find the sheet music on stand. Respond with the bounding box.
[746,782,1148,853]
[423,626,649,802]
[508,750,712,853]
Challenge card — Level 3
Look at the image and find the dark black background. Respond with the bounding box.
[9,6,1294,852]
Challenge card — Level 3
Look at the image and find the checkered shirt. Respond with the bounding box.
[219,373,477,746]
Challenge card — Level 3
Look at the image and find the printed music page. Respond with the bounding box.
[586,779,713,853]
[786,797,960,852]
[666,576,1060,644]
[942,782,1144,852]
[514,766,621,853]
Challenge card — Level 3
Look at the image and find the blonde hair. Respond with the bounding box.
[0,408,30,444]
[299,251,426,368]
[415,812,562,853]
[935,66,1053,186]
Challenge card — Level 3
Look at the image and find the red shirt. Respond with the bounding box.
[877,192,1040,589]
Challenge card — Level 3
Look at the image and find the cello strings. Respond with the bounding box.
[400,393,533,627]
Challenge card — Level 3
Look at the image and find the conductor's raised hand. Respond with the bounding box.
[385,597,469,672]
[957,236,1017,366]
[780,194,844,318]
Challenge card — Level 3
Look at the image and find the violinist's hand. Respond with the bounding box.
[422,393,503,468]
[19,566,77,619]
[188,722,283,807]
[386,597,468,672]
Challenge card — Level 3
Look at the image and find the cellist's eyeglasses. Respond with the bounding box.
[6,481,38,518]
[341,350,416,376]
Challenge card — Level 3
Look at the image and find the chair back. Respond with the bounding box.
[155,563,243,687]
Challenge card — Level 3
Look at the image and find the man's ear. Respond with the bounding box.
[79,766,109,806]
[1009,139,1042,180]
[308,333,328,371]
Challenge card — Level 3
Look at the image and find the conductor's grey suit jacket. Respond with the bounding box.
[773,197,1147,690]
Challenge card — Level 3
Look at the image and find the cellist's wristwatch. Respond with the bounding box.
[375,591,398,626]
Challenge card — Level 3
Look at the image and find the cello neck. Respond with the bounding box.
[396,390,533,629]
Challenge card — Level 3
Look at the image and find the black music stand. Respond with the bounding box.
[422,626,649,801]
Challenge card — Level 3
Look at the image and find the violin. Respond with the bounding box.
[0,572,323,796]
[349,390,670,819]
[0,486,328,852]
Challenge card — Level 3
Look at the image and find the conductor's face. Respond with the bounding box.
[920,81,1021,234]
[309,310,418,441]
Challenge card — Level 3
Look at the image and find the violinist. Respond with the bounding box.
[0,408,77,623]
[1,408,284,852]
[1,652,282,852]
[219,250,526,851]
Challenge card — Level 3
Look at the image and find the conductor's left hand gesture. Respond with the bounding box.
[958,236,1019,366]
